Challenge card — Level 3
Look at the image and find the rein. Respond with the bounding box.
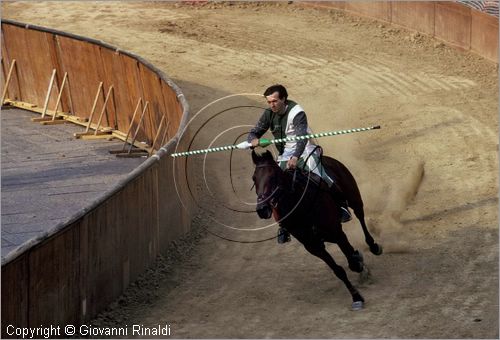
[254,163,286,209]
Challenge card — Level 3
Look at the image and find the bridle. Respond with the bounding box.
[254,163,285,209]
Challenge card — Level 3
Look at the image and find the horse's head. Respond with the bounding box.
[251,150,284,219]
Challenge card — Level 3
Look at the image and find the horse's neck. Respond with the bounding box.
[278,170,312,210]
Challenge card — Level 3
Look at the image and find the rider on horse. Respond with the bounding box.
[247,84,352,227]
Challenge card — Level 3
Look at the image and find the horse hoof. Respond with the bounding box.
[359,265,373,285]
[351,301,364,311]
[349,250,364,273]
[370,243,383,256]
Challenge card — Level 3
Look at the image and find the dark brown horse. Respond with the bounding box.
[251,150,382,310]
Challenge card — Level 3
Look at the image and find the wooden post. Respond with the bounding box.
[93,85,114,135]
[160,121,171,148]
[1,59,16,104]
[149,114,166,154]
[31,69,56,121]
[109,98,143,154]
[74,82,103,137]
[116,101,150,158]
[64,73,81,121]
[40,72,68,125]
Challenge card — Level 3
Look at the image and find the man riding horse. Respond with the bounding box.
[247,84,352,234]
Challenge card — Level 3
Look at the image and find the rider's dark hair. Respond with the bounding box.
[264,84,288,101]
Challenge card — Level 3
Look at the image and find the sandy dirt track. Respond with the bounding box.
[2,1,498,338]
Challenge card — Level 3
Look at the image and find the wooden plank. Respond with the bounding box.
[93,85,114,134]
[99,48,134,131]
[55,35,106,120]
[345,1,392,22]
[2,24,32,103]
[79,134,114,140]
[161,81,182,145]
[120,54,145,139]
[109,148,147,154]
[435,2,472,50]
[31,116,54,122]
[24,29,61,109]
[157,152,189,248]
[123,168,159,280]
[151,114,166,151]
[29,227,82,327]
[50,72,68,121]
[40,119,67,125]
[1,59,16,103]
[391,2,435,36]
[2,26,22,101]
[116,151,149,158]
[470,9,498,62]
[0,58,5,101]
[139,63,167,145]
[1,255,29,336]
[127,101,150,153]
[46,30,71,113]
[82,194,123,317]
[40,68,57,118]
[109,97,143,154]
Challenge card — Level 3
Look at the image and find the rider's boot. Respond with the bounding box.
[330,182,352,223]
[277,226,291,244]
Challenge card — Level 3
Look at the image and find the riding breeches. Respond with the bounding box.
[278,152,334,187]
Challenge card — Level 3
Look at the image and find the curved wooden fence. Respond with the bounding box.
[301,1,498,63]
[1,20,195,337]
[2,1,497,336]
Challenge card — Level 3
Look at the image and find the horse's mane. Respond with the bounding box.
[252,150,327,194]
[251,150,279,167]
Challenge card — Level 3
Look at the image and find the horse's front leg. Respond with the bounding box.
[303,241,365,310]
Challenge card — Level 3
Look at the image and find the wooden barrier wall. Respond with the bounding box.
[1,20,193,337]
[302,1,498,63]
[1,20,184,145]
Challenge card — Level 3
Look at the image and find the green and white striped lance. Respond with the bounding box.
[171,125,381,158]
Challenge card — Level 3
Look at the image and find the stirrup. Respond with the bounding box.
[277,227,291,244]
[340,207,352,223]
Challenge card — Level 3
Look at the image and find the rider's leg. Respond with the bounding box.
[329,181,352,223]
[305,155,352,223]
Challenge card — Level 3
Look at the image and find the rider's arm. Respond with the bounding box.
[247,111,270,143]
[292,111,308,158]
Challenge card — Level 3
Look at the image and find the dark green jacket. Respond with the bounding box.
[247,100,308,157]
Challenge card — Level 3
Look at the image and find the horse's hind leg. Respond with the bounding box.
[303,242,364,310]
[352,206,383,255]
[334,229,365,273]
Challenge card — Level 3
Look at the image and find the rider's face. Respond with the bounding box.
[266,91,286,114]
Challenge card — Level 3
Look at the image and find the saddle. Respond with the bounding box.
[285,168,330,192]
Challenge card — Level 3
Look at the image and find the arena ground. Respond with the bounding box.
[2,1,498,338]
